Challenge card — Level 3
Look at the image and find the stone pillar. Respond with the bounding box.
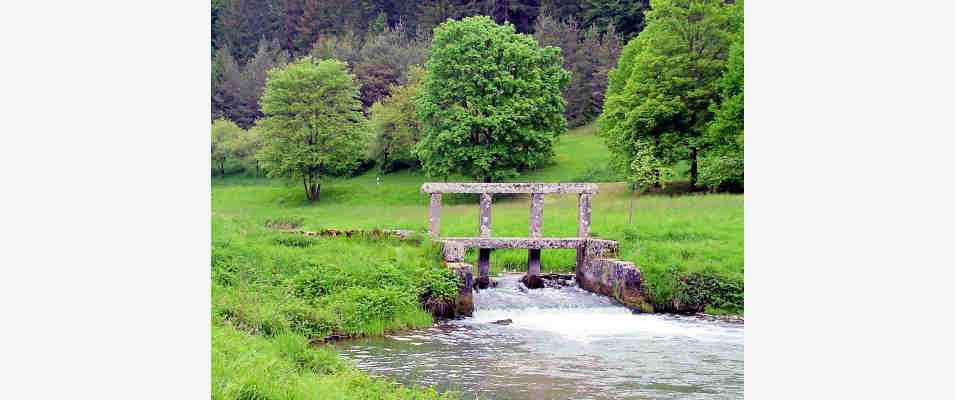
[528,193,544,276]
[428,193,442,238]
[476,248,492,289]
[529,193,544,237]
[476,192,493,289]
[479,193,492,237]
[528,249,542,276]
[577,193,592,238]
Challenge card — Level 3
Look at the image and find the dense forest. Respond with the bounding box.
[212,0,743,193]
[212,0,645,128]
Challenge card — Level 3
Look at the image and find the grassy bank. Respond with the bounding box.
[211,124,743,398]
[213,200,460,398]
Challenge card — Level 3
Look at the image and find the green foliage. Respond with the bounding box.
[232,125,265,176]
[599,0,737,188]
[212,323,454,400]
[627,140,673,190]
[258,57,371,201]
[324,287,421,336]
[211,118,245,176]
[702,7,744,191]
[418,267,461,303]
[534,13,622,128]
[369,67,425,172]
[415,16,571,183]
[542,0,651,39]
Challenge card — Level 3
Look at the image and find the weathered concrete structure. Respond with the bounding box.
[424,183,650,311]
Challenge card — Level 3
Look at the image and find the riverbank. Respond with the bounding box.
[335,274,744,399]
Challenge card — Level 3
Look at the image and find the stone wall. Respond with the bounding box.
[576,239,653,313]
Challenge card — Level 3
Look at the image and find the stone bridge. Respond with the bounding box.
[422,182,650,317]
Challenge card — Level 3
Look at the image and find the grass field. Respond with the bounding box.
[211,124,743,398]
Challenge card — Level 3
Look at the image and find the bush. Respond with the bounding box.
[699,155,744,192]
[325,287,423,336]
[211,118,244,176]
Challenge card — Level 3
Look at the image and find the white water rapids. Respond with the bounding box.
[337,274,743,399]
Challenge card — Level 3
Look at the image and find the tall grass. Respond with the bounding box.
[213,324,454,400]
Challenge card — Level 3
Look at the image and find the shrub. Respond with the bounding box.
[211,118,244,176]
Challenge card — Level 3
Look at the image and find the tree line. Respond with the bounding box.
[212,0,744,200]
[212,1,631,130]
[212,1,649,62]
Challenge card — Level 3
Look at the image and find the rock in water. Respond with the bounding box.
[492,319,513,325]
[520,274,545,289]
[474,276,497,290]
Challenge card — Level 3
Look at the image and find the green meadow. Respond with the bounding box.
[211,125,743,398]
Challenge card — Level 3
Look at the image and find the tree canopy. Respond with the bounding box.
[257,57,371,201]
[414,16,570,182]
[211,118,244,176]
[701,4,743,191]
[598,0,737,189]
[369,67,426,173]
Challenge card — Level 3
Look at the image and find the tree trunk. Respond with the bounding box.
[689,147,699,189]
[219,162,225,177]
[304,180,321,202]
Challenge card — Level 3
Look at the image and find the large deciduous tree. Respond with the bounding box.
[598,0,736,189]
[702,3,743,191]
[415,16,570,183]
[258,57,371,201]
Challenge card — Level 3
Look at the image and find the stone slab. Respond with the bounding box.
[421,182,598,194]
[442,237,587,249]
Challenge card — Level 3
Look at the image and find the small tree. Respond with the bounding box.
[369,66,425,172]
[231,125,265,176]
[415,16,570,183]
[211,118,244,176]
[258,57,371,201]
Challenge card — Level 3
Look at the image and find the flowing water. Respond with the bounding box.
[336,274,743,399]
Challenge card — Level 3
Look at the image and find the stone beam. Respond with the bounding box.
[443,237,585,249]
[421,182,598,194]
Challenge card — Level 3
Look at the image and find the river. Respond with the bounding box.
[336,274,744,399]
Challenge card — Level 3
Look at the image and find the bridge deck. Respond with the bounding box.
[442,237,586,249]
[422,182,598,194]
